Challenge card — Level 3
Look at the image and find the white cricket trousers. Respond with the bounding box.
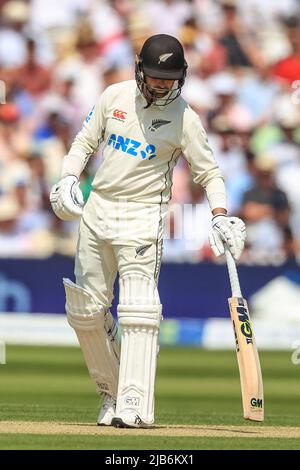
[74,191,168,307]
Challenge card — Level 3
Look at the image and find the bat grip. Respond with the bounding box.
[225,248,242,298]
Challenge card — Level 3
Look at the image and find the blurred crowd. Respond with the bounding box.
[0,0,300,264]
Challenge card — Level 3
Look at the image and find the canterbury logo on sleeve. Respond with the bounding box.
[113,109,127,121]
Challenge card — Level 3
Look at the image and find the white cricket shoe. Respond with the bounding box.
[97,394,116,426]
[112,412,152,429]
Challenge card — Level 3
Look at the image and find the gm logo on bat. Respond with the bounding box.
[108,133,157,160]
[237,306,253,344]
[251,397,263,408]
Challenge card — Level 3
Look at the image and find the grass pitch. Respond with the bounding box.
[0,346,299,450]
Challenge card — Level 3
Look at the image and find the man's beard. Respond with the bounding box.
[138,79,181,107]
[150,87,169,98]
[145,85,169,103]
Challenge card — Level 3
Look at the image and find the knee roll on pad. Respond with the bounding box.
[116,273,162,425]
[118,272,162,326]
[63,278,120,399]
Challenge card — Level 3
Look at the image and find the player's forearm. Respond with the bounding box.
[61,152,89,179]
[61,121,101,178]
[61,94,105,179]
[181,114,227,212]
[204,177,227,213]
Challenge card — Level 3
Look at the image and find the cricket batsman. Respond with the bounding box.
[50,34,246,428]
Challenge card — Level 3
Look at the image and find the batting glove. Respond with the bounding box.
[50,175,84,221]
[209,214,246,261]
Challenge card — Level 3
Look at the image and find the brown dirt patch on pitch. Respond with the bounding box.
[0,422,300,438]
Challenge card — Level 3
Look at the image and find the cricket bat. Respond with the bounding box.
[225,248,264,422]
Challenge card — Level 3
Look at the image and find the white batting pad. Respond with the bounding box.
[63,278,120,399]
[116,273,162,425]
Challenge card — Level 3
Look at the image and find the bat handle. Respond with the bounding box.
[225,247,242,298]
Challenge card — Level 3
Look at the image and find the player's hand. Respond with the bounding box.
[50,175,84,221]
[209,214,246,261]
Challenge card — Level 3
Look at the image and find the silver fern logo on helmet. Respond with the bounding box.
[158,53,173,64]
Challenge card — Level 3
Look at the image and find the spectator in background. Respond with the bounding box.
[271,101,300,243]
[0,0,29,68]
[125,11,153,56]
[238,0,299,30]
[13,174,52,236]
[218,0,262,69]
[208,119,253,215]
[206,71,255,213]
[54,21,105,113]
[270,93,300,168]
[179,17,227,78]
[272,16,300,85]
[240,153,292,263]
[237,64,280,125]
[12,38,51,97]
[207,71,253,132]
[29,0,88,34]
[31,108,69,186]
[146,0,193,37]
[88,0,134,70]
[0,191,54,258]
[38,72,83,140]
[0,194,23,257]
[0,102,31,194]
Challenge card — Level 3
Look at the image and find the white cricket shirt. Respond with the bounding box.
[64,80,227,210]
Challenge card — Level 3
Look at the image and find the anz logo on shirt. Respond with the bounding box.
[108,134,157,160]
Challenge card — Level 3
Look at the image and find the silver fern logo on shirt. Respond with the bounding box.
[149,119,171,132]
[158,53,173,64]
